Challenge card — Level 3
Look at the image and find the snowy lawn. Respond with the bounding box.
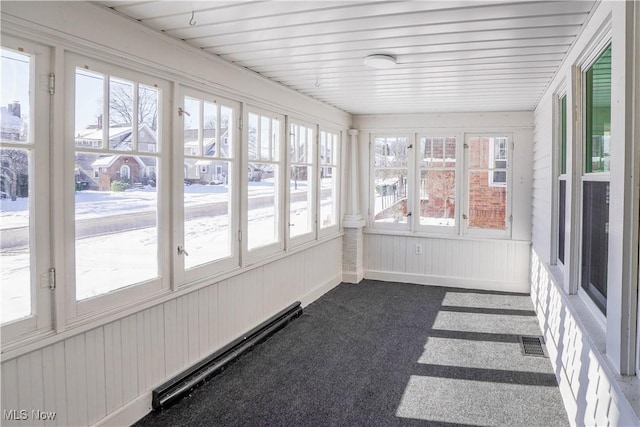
[1,181,329,323]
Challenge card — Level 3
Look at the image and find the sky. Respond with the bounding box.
[1,48,30,124]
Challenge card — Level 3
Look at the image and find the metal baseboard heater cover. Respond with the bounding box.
[152,301,303,410]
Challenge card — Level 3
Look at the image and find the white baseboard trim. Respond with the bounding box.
[342,270,364,284]
[300,273,342,307]
[95,392,152,427]
[364,270,530,293]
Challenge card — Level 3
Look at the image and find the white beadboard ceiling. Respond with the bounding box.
[98,1,596,114]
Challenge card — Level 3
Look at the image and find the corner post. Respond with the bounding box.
[342,129,366,283]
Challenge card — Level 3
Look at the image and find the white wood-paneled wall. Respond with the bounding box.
[364,234,531,293]
[1,238,342,427]
[530,250,639,426]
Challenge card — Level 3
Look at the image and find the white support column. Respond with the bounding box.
[342,129,366,283]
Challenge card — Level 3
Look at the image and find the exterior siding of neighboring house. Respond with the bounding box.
[184,128,231,184]
[75,124,158,190]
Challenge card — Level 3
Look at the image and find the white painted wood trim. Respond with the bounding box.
[94,392,152,427]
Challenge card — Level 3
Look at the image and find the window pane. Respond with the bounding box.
[203,101,217,157]
[1,148,31,323]
[184,161,232,269]
[248,163,278,250]
[220,106,233,159]
[419,136,456,228]
[320,131,338,166]
[109,77,134,150]
[271,118,280,161]
[426,137,444,166]
[468,170,507,230]
[75,154,158,300]
[373,169,408,223]
[75,69,104,149]
[585,46,611,173]
[558,180,566,264]
[289,123,313,238]
[581,181,608,313]
[260,116,270,159]
[468,136,489,169]
[138,85,158,154]
[374,136,408,168]
[419,169,455,226]
[1,49,30,143]
[320,166,337,228]
[184,97,200,156]
[290,165,312,237]
[248,113,258,161]
[560,96,567,174]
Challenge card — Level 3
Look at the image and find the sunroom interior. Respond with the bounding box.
[1,1,639,426]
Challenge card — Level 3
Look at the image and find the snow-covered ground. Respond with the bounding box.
[1,180,335,323]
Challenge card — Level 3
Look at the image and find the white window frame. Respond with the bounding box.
[415,133,461,236]
[318,127,341,237]
[243,105,285,264]
[64,53,171,321]
[576,40,612,322]
[287,117,317,247]
[369,133,413,232]
[1,36,52,343]
[551,88,568,271]
[175,86,240,286]
[462,133,513,239]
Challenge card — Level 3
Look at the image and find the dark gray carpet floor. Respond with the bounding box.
[135,280,568,427]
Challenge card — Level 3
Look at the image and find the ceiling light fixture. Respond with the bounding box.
[364,54,397,69]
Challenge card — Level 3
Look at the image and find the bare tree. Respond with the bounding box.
[109,82,158,131]
[0,149,28,201]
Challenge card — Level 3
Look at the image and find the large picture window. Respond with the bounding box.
[580,45,611,314]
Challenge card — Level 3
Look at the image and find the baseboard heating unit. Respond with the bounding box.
[152,301,303,410]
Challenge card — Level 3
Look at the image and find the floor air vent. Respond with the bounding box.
[519,335,547,357]
[152,301,303,410]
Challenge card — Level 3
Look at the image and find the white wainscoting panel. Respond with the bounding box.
[0,237,342,427]
[364,234,531,293]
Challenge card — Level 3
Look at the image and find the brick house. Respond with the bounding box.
[91,155,151,191]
